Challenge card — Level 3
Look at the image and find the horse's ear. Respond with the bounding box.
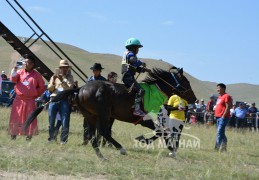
[169,66,178,72]
[178,68,183,75]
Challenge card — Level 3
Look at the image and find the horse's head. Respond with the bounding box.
[143,66,197,104]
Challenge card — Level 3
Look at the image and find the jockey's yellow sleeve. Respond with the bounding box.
[167,95,188,121]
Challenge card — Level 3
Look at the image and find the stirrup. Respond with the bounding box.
[133,110,146,116]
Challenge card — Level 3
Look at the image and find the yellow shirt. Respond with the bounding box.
[167,95,188,121]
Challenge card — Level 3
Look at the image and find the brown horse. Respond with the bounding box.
[24,67,196,159]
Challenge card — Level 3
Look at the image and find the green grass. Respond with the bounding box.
[0,107,259,179]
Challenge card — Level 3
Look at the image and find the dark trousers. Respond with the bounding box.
[251,118,258,130]
[235,117,246,129]
[122,72,142,92]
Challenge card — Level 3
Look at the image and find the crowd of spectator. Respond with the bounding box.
[186,97,259,131]
[1,60,122,145]
[1,70,8,80]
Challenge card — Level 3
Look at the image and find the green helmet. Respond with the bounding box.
[125,38,143,48]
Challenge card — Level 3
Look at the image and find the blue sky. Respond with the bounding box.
[1,0,259,85]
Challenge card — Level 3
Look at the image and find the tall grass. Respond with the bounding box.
[0,107,259,179]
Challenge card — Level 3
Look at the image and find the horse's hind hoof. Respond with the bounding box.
[120,148,127,155]
[100,157,108,162]
[135,135,145,142]
[168,151,177,158]
[82,140,89,146]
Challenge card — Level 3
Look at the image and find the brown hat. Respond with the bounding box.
[59,59,71,68]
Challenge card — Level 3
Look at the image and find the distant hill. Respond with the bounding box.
[1,38,258,104]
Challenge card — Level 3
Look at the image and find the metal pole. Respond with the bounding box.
[256,112,258,132]
[12,0,88,80]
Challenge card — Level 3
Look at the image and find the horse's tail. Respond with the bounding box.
[74,88,85,114]
[22,105,46,132]
[51,88,80,102]
[23,88,81,132]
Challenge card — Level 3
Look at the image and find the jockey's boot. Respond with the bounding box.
[133,96,146,116]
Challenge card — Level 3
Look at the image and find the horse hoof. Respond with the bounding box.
[100,157,109,162]
[120,148,127,155]
[135,135,145,142]
[168,151,176,158]
[82,140,89,146]
[107,143,113,148]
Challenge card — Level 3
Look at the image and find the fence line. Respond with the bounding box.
[186,111,258,132]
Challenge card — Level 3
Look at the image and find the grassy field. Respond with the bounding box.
[0,107,259,179]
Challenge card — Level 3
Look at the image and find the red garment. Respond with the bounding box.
[206,100,214,111]
[215,93,232,118]
[8,69,45,136]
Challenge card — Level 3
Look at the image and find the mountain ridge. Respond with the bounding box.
[0,38,258,104]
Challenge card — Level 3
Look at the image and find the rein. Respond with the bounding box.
[153,74,176,90]
[152,73,191,96]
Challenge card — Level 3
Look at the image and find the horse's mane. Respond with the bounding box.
[142,68,169,84]
[111,67,174,94]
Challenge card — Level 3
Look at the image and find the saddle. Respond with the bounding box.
[140,83,168,116]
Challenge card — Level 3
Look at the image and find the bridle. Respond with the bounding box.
[152,69,192,96]
[170,72,193,95]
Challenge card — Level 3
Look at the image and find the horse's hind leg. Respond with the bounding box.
[98,116,126,155]
[91,133,105,159]
[101,132,127,155]
[102,118,114,147]
[136,120,161,144]
[83,118,92,145]
[88,118,105,159]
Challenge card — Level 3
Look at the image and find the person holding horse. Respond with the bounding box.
[163,94,188,158]
[121,38,151,116]
[47,59,75,144]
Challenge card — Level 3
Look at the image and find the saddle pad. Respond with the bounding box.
[140,83,168,114]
